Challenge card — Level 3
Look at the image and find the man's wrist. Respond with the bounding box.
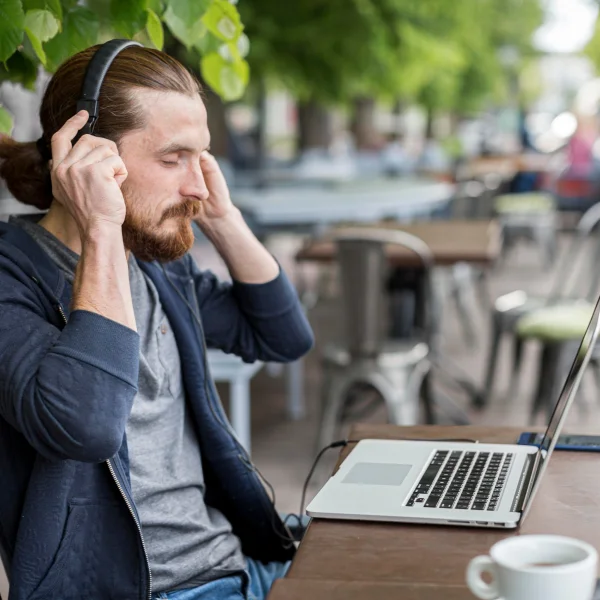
[81,218,125,250]
[195,205,242,239]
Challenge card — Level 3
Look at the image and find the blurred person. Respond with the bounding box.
[0,44,313,600]
[566,113,598,178]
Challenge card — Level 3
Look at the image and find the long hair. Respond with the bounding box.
[0,45,202,210]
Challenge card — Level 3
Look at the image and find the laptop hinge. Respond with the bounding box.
[511,452,539,513]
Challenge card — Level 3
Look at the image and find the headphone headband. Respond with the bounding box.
[75,39,143,140]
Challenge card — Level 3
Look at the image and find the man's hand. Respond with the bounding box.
[197,151,234,222]
[50,110,128,235]
[194,151,279,283]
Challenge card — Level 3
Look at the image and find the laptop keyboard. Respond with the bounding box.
[406,450,513,511]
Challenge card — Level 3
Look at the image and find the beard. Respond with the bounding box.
[121,188,202,262]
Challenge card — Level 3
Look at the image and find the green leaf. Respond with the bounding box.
[166,0,210,25]
[236,32,249,58]
[146,8,164,49]
[23,0,62,21]
[194,31,222,55]
[0,105,14,135]
[164,3,207,49]
[200,52,248,101]
[201,0,242,42]
[44,6,99,72]
[84,0,112,21]
[0,50,38,90]
[111,0,148,38]
[0,0,25,63]
[25,28,47,65]
[24,9,60,41]
[147,0,164,15]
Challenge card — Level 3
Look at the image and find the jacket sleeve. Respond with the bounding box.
[0,281,139,463]
[188,255,314,363]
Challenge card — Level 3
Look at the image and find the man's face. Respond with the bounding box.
[118,90,211,262]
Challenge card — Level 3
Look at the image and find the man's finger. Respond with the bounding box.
[50,110,90,166]
[100,154,128,187]
[59,135,118,171]
[63,145,119,171]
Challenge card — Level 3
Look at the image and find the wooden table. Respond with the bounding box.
[461,154,556,181]
[268,579,470,600]
[274,424,600,599]
[295,220,501,268]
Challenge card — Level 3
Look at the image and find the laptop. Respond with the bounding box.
[307,295,600,529]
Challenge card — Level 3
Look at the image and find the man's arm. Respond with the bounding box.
[192,152,313,362]
[198,206,279,284]
[190,257,314,363]
[195,151,279,285]
[50,110,136,331]
[73,220,136,329]
[0,111,140,462]
[0,271,139,463]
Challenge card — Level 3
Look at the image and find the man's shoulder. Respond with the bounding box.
[0,220,64,308]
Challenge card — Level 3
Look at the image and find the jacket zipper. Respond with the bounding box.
[106,460,153,600]
[54,302,153,600]
[56,303,67,324]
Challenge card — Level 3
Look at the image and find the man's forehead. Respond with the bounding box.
[134,89,209,146]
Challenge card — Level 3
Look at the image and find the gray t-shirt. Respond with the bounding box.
[12,216,246,593]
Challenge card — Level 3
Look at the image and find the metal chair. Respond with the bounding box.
[315,228,436,451]
[494,192,558,269]
[515,303,595,421]
[481,202,600,406]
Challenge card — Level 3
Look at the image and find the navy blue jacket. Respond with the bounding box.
[0,220,314,600]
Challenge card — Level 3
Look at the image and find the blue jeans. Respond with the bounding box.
[153,558,290,600]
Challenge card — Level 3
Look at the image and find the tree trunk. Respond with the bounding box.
[351,96,377,150]
[202,86,229,159]
[391,98,405,139]
[255,78,267,182]
[425,106,435,140]
[297,99,333,152]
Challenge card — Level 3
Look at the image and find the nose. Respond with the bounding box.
[181,164,209,201]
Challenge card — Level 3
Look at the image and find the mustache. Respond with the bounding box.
[160,199,202,223]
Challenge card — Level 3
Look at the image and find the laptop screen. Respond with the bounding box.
[521,295,600,517]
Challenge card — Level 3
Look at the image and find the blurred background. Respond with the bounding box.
[3,0,600,513]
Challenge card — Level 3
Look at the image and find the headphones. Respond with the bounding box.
[37,39,142,160]
[72,38,142,145]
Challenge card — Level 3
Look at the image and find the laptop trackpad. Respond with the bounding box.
[342,462,412,486]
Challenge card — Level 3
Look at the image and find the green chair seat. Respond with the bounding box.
[516,303,594,342]
[494,192,556,215]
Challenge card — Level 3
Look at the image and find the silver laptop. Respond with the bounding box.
[307,295,600,529]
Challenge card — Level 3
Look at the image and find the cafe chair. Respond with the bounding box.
[315,229,436,451]
[515,302,595,421]
[494,191,558,269]
[481,201,600,407]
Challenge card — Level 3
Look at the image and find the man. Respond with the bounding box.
[0,44,314,600]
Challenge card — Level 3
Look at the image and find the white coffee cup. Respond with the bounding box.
[466,534,598,600]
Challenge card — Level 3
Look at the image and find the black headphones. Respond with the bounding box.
[38,39,143,160]
[72,38,143,144]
